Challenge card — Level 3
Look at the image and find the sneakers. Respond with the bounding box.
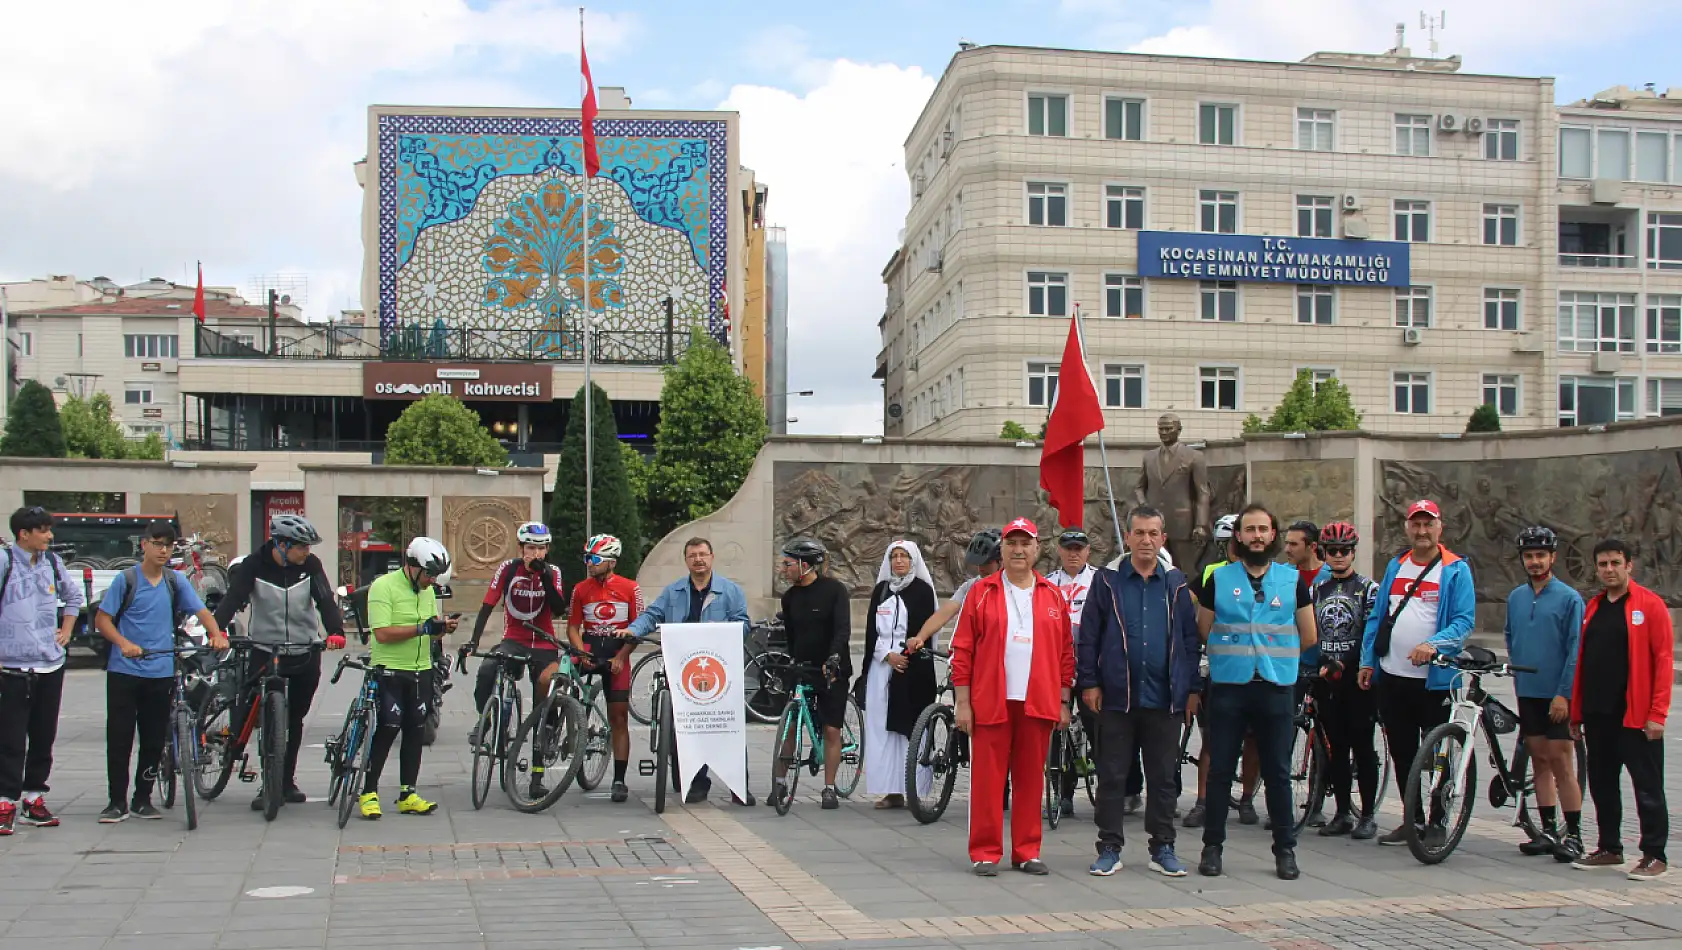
[283,784,307,804]
[1351,816,1379,840]
[1319,812,1355,837]
[1573,848,1625,870]
[20,797,59,827]
[1012,858,1049,875]
[1554,834,1585,864]
[1422,823,1449,851]
[98,803,130,824]
[1378,825,1411,846]
[1520,829,1561,856]
[821,787,840,810]
[1628,857,1669,881]
[1123,794,1143,815]
[1236,798,1259,825]
[1275,849,1301,881]
[1182,800,1206,828]
[359,792,382,819]
[130,800,163,820]
[1089,847,1123,876]
[467,724,481,747]
[529,777,548,800]
[1304,808,1328,829]
[732,792,757,807]
[1059,797,1075,818]
[0,800,14,835]
[765,785,785,809]
[610,782,629,803]
[1149,845,1187,878]
[1198,845,1223,877]
[396,790,437,815]
[973,860,999,877]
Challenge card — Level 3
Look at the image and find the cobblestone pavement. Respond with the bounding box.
[1,661,1678,950]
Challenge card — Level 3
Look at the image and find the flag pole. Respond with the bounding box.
[1073,303,1126,557]
[580,6,594,539]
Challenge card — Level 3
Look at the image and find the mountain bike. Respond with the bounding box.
[193,639,322,822]
[323,652,382,828]
[767,658,863,816]
[1043,706,1095,830]
[905,648,967,824]
[463,643,530,811]
[1291,671,1394,832]
[503,628,596,813]
[1402,646,1586,864]
[628,633,682,814]
[144,637,214,831]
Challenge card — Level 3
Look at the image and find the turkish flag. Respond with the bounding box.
[580,27,600,178]
[191,262,206,323]
[1039,311,1104,529]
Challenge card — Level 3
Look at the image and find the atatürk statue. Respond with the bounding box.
[1133,412,1212,569]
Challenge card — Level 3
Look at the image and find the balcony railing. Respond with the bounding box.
[195,321,691,365]
[1558,252,1637,269]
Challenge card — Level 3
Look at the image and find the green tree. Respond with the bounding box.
[1243,370,1362,434]
[548,383,643,589]
[0,380,66,458]
[999,420,1032,440]
[382,394,509,467]
[620,442,652,518]
[647,329,769,539]
[1466,403,1503,433]
[61,393,131,459]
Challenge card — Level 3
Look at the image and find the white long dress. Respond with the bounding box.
[864,593,932,797]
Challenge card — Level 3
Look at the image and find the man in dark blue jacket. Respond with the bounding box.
[1077,505,1201,879]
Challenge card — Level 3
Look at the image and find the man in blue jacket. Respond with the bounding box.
[624,537,755,805]
[1078,506,1201,879]
[1358,499,1476,847]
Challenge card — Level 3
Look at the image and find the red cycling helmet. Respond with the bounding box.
[1320,521,1359,547]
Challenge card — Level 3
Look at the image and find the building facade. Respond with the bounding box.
[882,45,1682,439]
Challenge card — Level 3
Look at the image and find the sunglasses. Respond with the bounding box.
[1322,546,1356,557]
[583,554,613,566]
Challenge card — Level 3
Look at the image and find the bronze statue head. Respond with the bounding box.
[1156,413,1182,447]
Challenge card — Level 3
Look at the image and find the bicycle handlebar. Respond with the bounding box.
[135,643,214,661]
[329,653,374,685]
[1427,653,1536,676]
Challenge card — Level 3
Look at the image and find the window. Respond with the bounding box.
[128,424,165,437]
[1636,131,1670,182]
[1395,287,1433,328]
[1482,204,1519,247]
[1647,294,1681,353]
[1597,129,1630,180]
[1199,281,1238,322]
[1295,285,1334,325]
[1393,200,1430,242]
[229,333,256,348]
[124,385,154,405]
[1483,288,1521,330]
[1199,190,1238,233]
[1103,364,1145,409]
[1647,212,1682,270]
[1105,185,1144,229]
[1559,127,1592,178]
[1393,372,1432,414]
[1395,114,1432,156]
[1027,182,1067,227]
[1296,195,1333,238]
[15,331,30,357]
[1105,97,1144,141]
[1027,94,1068,137]
[1301,367,1338,391]
[1198,367,1239,410]
[1027,271,1068,317]
[1026,361,1060,408]
[1199,104,1236,145]
[123,334,178,358]
[1481,374,1519,417]
[1557,291,1636,353]
[1559,376,1637,426]
[1484,119,1519,160]
[1104,274,1144,319]
[1646,378,1682,417]
[1296,108,1334,151]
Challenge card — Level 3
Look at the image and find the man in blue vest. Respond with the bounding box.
[1193,504,1317,881]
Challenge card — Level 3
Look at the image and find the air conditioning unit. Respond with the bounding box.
[1402,327,1424,346]
[1510,333,1543,353]
[1343,217,1370,239]
[1341,193,1362,212]
[1592,351,1622,374]
[1465,117,1485,134]
[1438,114,1458,132]
[908,358,920,371]
[927,254,943,274]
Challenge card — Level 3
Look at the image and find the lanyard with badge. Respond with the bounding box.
[1007,583,1032,644]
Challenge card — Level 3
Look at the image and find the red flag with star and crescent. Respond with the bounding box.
[580,24,600,178]
[1039,309,1105,528]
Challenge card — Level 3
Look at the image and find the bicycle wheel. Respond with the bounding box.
[654,693,674,814]
[160,740,178,810]
[261,691,286,822]
[628,652,663,726]
[1506,740,1541,842]
[1289,724,1327,834]
[194,692,237,801]
[505,694,584,813]
[905,703,957,824]
[336,706,373,829]
[1072,717,1097,806]
[743,651,793,724]
[1403,721,1477,864]
[176,707,198,831]
[1372,724,1394,814]
[470,702,499,810]
[771,702,804,816]
[1043,730,1068,830]
[576,694,611,791]
[835,693,863,798]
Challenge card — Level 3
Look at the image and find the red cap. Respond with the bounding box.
[1406,499,1441,520]
[1003,517,1039,538]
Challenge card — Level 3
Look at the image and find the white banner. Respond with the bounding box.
[659,622,747,800]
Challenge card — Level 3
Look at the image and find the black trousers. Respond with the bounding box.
[238,650,321,786]
[1202,681,1297,854]
[365,670,430,793]
[1095,707,1180,852]
[1377,675,1449,821]
[1583,715,1669,862]
[1319,677,1380,816]
[0,667,65,801]
[106,673,173,806]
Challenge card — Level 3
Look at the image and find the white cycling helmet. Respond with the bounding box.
[1213,514,1238,542]
[584,534,622,559]
[516,521,551,545]
[405,536,451,576]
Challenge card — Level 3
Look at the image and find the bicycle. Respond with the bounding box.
[1402,645,1587,865]
[1042,705,1095,830]
[630,618,788,726]
[139,637,214,832]
[192,639,323,822]
[628,633,682,814]
[463,642,530,811]
[1290,671,1395,833]
[323,652,383,827]
[905,648,968,824]
[503,626,601,813]
[767,658,863,816]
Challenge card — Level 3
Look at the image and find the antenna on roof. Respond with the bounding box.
[1419,10,1445,58]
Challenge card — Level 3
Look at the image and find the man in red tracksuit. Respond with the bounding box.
[952,517,1075,877]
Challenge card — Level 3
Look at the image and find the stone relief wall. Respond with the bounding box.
[1374,452,1682,604]
[442,495,533,605]
[1249,460,1357,534]
[141,493,238,559]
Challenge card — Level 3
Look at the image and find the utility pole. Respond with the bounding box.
[267,289,278,356]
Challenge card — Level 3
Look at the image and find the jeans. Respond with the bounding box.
[1377,675,1449,823]
[0,667,65,800]
[1095,707,1180,852]
[1201,680,1297,854]
[106,673,172,806]
[1583,715,1669,862]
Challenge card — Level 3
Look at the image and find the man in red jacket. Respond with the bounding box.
[1569,539,1671,881]
[952,517,1075,876]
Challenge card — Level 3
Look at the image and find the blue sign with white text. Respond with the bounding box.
[1136,231,1410,287]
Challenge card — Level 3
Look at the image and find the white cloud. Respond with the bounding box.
[720,59,936,436]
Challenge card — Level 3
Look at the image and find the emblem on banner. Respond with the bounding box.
[678,652,729,706]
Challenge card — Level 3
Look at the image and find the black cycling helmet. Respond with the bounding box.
[781,537,827,566]
[1516,525,1558,551]
[269,514,321,546]
[965,527,1003,566]
[1058,528,1090,548]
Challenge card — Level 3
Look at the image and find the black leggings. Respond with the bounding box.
[1318,677,1380,816]
[365,670,431,794]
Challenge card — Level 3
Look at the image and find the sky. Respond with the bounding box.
[3,0,1681,435]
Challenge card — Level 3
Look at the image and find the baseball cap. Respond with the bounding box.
[1406,499,1441,520]
[1058,528,1089,548]
[1003,517,1039,539]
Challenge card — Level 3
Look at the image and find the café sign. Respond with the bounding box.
[1137,231,1410,288]
[363,363,550,402]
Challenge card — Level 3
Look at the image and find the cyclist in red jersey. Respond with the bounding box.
[567,534,643,803]
[459,523,567,750]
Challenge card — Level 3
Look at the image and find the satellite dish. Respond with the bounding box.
[53,376,67,388]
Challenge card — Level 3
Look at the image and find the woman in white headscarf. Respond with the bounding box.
[855,539,939,807]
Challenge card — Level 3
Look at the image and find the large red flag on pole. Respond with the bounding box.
[1039,306,1105,529]
[580,21,600,178]
[191,262,206,323]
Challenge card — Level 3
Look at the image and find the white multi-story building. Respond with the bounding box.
[880,43,1682,439]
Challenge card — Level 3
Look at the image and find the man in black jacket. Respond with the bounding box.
[771,538,852,810]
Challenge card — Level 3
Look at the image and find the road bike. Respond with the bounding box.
[463,642,530,811]
[193,639,323,822]
[628,633,682,814]
[141,636,214,832]
[1402,646,1587,864]
[1290,672,1395,833]
[323,652,383,828]
[905,648,967,824]
[767,658,863,816]
[1043,704,1096,829]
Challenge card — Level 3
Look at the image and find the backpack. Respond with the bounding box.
[94,567,184,664]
